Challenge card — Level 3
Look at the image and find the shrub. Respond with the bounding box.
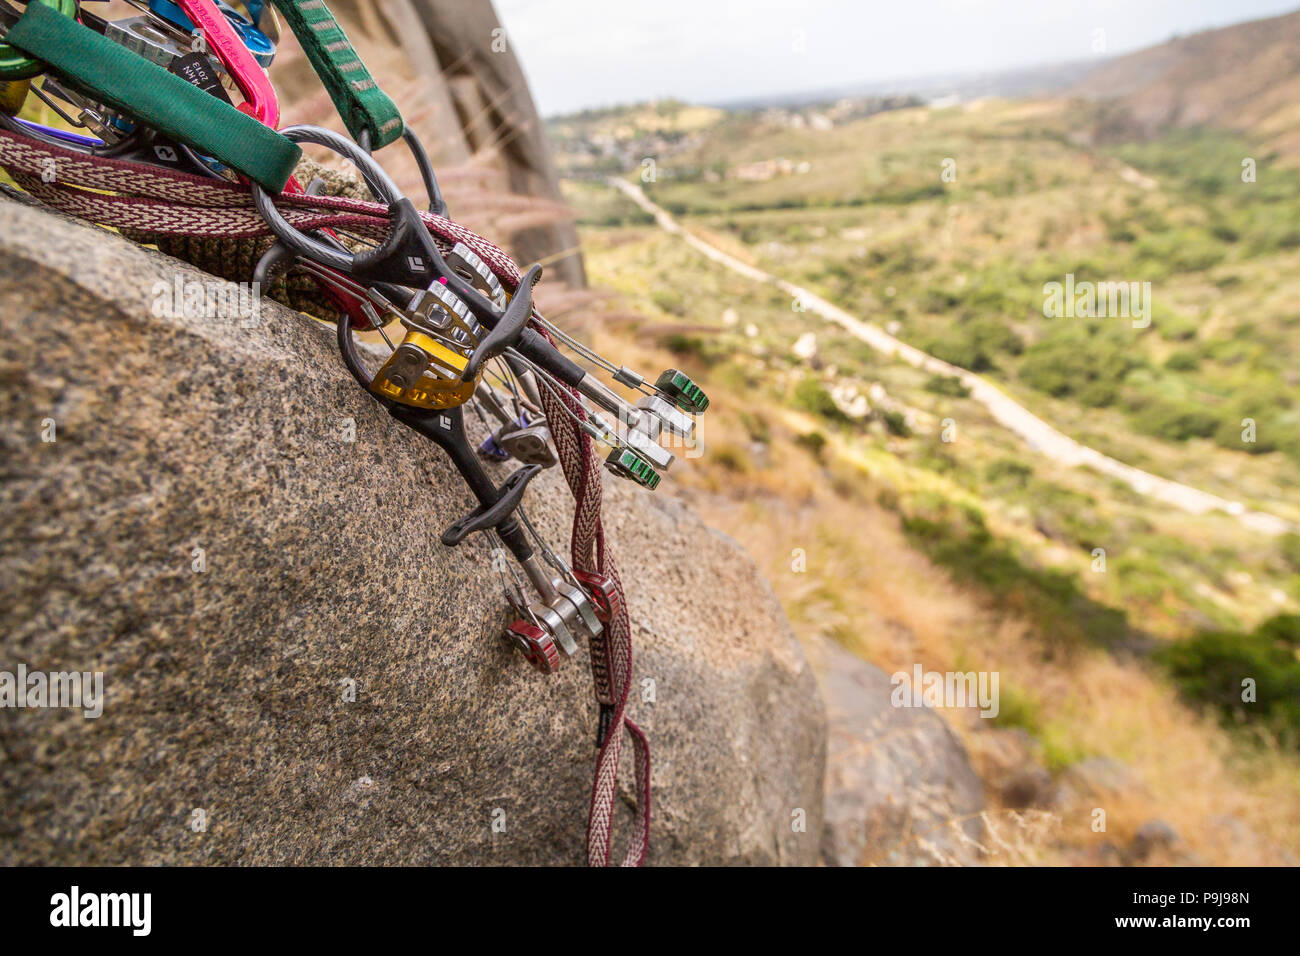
[1154,308,1200,342]
[792,378,851,424]
[1212,416,1279,455]
[793,378,834,415]
[899,496,1132,649]
[660,333,710,361]
[925,333,991,372]
[738,410,771,444]
[924,374,972,398]
[711,443,750,472]
[1130,399,1219,441]
[1210,220,1240,243]
[1164,350,1200,371]
[1279,533,1300,572]
[991,685,1043,734]
[1018,337,1136,407]
[1157,615,1300,744]
[1258,614,1300,648]
[1104,218,1138,243]
[924,319,1023,373]
[967,317,1025,356]
[652,288,688,316]
[985,459,1033,487]
[1075,379,1121,408]
[874,181,945,204]
[881,409,911,437]
[794,430,827,458]
[921,288,963,312]
[1134,229,1226,275]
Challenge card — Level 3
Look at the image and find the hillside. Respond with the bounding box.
[550,74,1300,861]
[1072,7,1300,163]
[5,0,1295,869]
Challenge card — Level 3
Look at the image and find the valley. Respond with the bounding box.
[548,88,1300,864]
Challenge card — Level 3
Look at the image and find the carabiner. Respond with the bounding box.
[0,0,77,81]
[178,0,278,126]
[150,1,276,66]
[253,130,599,405]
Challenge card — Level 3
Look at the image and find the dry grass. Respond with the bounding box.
[575,292,1300,866]
[559,105,1300,834]
[695,433,1300,864]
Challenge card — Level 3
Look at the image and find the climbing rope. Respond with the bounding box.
[0,0,706,867]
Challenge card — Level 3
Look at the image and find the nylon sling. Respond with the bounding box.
[4,0,301,190]
[0,118,654,869]
[268,0,404,149]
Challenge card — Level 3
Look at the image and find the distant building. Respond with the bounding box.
[733,157,812,181]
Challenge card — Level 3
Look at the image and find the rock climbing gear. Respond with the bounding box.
[2,0,299,188]
[268,0,403,148]
[0,0,73,80]
[147,0,276,67]
[0,0,702,868]
[177,0,280,126]
[247,124,705,491]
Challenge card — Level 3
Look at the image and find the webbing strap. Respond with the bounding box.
[269,0,404,149]
[537,352,651,867]
[0,131,652,865]
[4,2,300,190]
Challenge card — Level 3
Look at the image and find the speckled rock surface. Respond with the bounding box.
[0,198,824,865]
[811,640,986,866]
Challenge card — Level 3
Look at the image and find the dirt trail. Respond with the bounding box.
[609,177,1294,537]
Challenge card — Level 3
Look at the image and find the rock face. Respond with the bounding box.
[0,199,823,865]
[272,0,587,287]
[812,641,986,866]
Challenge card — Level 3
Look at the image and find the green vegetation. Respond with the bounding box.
[559,179,655,226]
[881,409,911,438]
[658,332,713,363]
[562,93,1300,866]
[565,99,1300,624]
[1158,615,1300,746]
[991,685,1091,772]
[792,377,851,425]
[1129,398,1220,442]
[923,374,972,398]
[991,684,1043,734]
[923,316,1023,372]
[794,430,828,458]
[1282,533,1300,572]
[893,494,1131,650]
[1018,332,1141,408]
[618,109,1300,468]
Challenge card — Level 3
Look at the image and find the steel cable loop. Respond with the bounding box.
[358,124,446,217]
[0,0,668,866]
[250,124,403,272]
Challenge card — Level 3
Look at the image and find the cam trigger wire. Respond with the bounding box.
[480,531,529,619]
[506,348,633,455]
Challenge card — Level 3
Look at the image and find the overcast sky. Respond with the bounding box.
[494,0,1300,116]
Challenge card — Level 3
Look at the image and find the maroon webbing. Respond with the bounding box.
[0,128,651,866]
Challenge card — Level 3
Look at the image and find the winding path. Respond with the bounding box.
[608,177,1294,536]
